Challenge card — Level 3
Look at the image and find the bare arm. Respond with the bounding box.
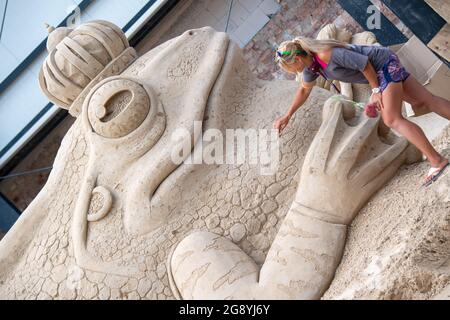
[286,83,313,117]
[362,61,380,90]
[274,81,314,134]
[362,61,384,109]
[273,83,314,134]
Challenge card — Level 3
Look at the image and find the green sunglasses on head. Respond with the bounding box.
[276,49,307,58]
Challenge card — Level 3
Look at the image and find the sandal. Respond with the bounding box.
[423,163,450,187]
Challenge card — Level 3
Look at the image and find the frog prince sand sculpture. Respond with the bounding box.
[0,20,448,300]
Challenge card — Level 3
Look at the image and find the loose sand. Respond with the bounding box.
[324,123,450,299]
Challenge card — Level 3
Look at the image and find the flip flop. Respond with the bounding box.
[422,163,450,188]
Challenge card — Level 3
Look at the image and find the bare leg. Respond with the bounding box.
[403,75,450,120]
[380,81,448,171]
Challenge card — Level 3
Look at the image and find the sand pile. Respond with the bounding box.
[324,123,450,300]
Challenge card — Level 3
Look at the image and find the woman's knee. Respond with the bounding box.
[411,102,430,115]
[382,114,402,129]
[411,100,427,112]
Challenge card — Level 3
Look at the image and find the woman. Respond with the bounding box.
[273,37,450,186]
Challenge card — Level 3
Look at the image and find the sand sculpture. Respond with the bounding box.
[0,20,447,300]
[169,97,420,300]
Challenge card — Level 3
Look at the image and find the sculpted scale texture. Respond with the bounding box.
[0,21,447,300]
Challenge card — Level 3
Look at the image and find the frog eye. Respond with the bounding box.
[86,77,151,138]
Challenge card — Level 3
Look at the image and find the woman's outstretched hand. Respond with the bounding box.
[274,114,291,135]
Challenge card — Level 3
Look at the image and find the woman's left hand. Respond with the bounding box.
[370,92,384,110]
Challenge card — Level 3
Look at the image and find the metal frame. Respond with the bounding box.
[225,0,234,32]
[0,0,8,42]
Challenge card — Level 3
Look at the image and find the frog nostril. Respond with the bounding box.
[87,186,113,222]
[188,31,194,36]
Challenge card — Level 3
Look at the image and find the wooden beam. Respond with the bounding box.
[428,23,450,62]
[424,0,450,24]
[336,0,407,46]
[381,0,446,44]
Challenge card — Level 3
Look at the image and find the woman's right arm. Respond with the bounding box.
[287,82,314,117]
[274,81,314,134]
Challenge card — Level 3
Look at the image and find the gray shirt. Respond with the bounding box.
[302,44,392,84]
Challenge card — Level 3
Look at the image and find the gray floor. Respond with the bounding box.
[409,113,450,142]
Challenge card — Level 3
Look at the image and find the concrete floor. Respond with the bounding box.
[409,113,450,142]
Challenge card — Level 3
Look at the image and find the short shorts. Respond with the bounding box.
[377,52,411,92]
